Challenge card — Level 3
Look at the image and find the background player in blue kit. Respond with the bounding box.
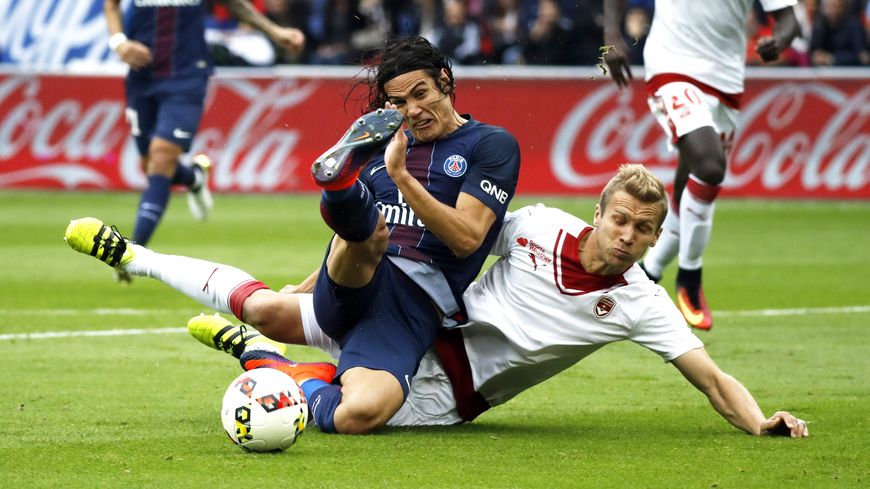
[103,0,303,281]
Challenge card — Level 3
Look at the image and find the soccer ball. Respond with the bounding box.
[220,368,308,452]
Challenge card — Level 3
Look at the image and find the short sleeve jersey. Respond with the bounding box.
[643,0,797,94]
[359,117,520,315]
[123,0,212,81]
[461,204,703,406]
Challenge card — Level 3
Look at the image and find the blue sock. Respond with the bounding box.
[321,185,356,202]
[319,181,379,242]
[171,162,196,187]
[132,174,172,246]
[299,378,329,402]
[306,383,342,433]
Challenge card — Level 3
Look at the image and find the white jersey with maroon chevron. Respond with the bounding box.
[643,0,797,95]
[386,204,703,426]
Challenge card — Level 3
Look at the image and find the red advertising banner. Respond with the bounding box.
[0,70,867,198]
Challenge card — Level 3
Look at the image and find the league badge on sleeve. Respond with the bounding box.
[443,155,467,177]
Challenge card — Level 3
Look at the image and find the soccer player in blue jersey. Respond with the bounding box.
[297,36,521,433]
[103,0,303,281]
[66,36,520,434]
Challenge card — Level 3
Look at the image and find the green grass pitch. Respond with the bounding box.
[0,190,868,488]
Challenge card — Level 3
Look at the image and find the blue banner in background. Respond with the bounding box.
[0,0,130,68]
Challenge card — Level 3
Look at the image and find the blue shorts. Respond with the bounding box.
[312,254,440,398]
[124,76,208,155]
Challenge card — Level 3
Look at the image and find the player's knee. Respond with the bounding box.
[367,216,389,255]
[336,370,404,433]
[346,216,388,261]
[337,400,390,434]
[241,291,305,344]
[146,139,181,176]
[691,154,726,186]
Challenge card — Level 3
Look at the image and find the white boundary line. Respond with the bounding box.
[0,327,186,341]
[715,305,870,317]
[0,308,193,316]
[0,305,867,342]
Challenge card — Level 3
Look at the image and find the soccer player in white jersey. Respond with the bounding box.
[602,0,799,330]
[64,165,807,437]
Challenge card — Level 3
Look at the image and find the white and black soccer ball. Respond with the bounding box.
[221,368,308,452]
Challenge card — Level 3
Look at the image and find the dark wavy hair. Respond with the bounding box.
[362,36,456,112]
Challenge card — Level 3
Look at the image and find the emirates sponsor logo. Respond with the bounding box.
[376,190,425,228]
[594,296,616,318]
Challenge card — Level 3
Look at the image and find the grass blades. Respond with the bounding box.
[0,191,868,488]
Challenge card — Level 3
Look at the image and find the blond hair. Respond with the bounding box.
[598,164,668,226]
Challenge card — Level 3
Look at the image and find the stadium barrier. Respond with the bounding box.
[0,66,867,198]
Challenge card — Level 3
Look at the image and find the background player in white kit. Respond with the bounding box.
[64,165,808,437]
[602,0,799,330]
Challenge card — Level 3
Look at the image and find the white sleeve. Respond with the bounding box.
[759,0,797,12]
[490,208,522,257]
[629,285,704,362]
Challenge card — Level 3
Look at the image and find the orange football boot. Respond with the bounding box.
[676,283,713,330]
[241,350,337,386]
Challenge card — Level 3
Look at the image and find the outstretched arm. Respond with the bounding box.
[218,0,304,54]
[672,348,809,437]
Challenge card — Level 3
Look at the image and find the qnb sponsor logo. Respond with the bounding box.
[480,179,509,203]
[376,190,425,228]
[135,0,202,7]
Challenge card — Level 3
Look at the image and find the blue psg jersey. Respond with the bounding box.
[124,0,212,81]
[359,117,521,313]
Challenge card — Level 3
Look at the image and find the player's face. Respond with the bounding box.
[384,69,460,142]
[593,191,663,271]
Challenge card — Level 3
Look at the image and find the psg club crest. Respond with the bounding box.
[594,296,616,318]
[443,155,467,177]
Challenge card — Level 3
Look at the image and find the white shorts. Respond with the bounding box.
[298,293,461,427]
[648,81,739,152]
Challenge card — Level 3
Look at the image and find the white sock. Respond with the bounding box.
[643,201,680,278]
[123,245,261,315]
[678,176,719,270]
[298,294,341,360]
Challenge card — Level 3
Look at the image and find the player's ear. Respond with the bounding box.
[439,68,453,94]
[649,225,663,247]
[593,204,602,227]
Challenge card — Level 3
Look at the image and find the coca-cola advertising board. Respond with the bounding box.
[0,68,867,198]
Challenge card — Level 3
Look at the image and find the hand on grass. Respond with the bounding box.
[761,411,809,438]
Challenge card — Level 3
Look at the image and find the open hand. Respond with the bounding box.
[762,411,809,438]
[383,102,409,182]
